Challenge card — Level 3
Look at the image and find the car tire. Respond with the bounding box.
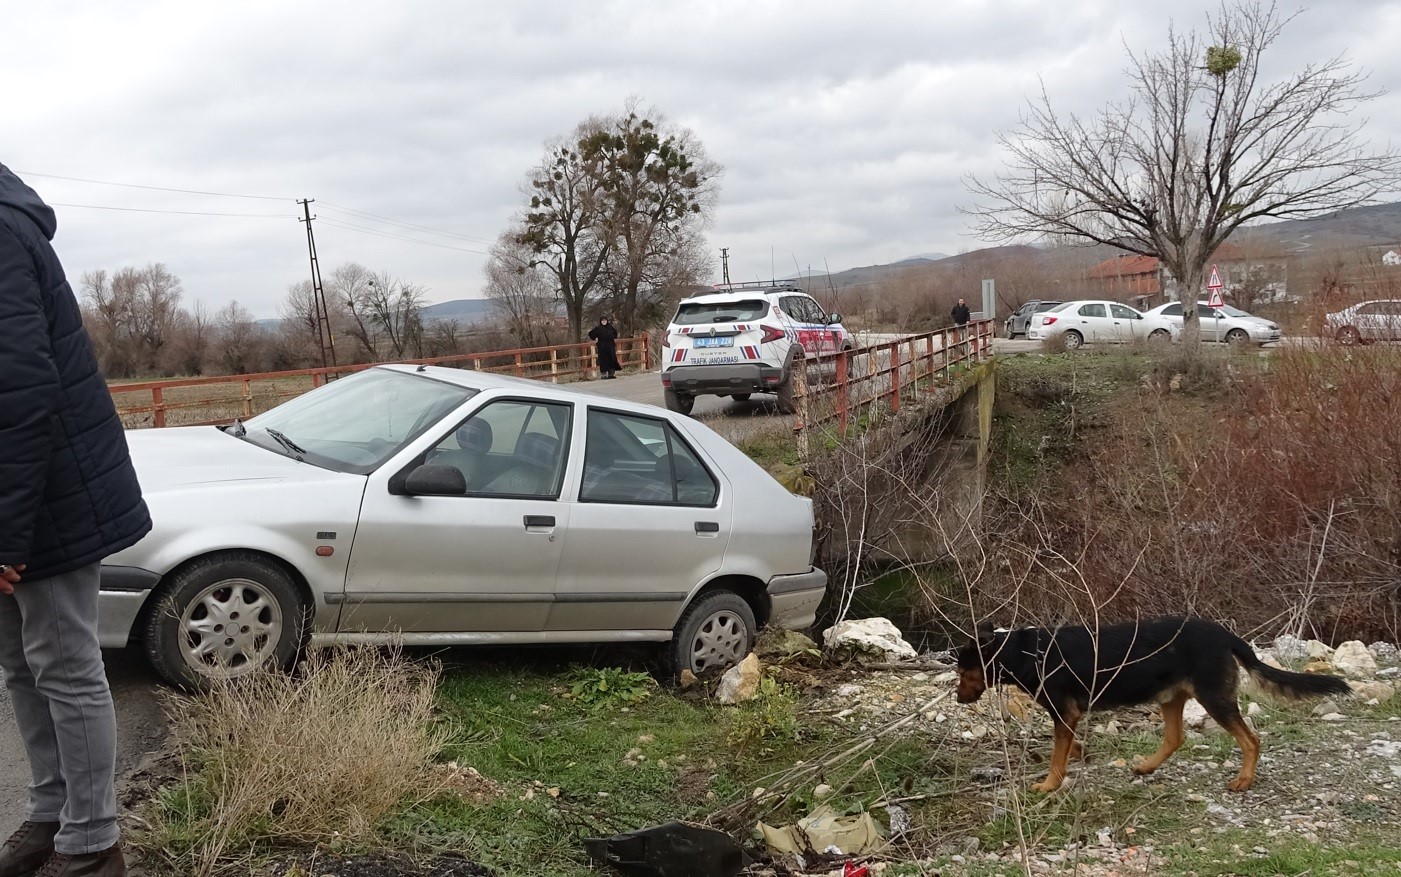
[143,552,308,691]
[1149,328,1172,344]
[731,393,751,402]
[668,590,756,678]
[1335,325,1361,346]
[1225,328,1250,346]
[1063,330,1085,350]
[663,387,695,415]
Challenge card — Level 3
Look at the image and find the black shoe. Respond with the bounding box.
[35,844,124,877]
[0,822,59,877]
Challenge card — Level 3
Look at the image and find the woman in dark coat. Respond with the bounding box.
[588,316,621,379]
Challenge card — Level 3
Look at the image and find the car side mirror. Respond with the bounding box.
[402,464,467,497]
[827,313,843,325]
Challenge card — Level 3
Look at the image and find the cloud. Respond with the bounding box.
[5,0,1399,317]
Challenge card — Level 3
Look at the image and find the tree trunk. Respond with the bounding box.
[1179,265,1203,350]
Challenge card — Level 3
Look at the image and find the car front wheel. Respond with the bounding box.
[143,552,308,691]
[1225,328,1250,346]
[668,590,756,677]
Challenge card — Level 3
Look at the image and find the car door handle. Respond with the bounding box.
[694,521,720,534]
[524,515,555,529]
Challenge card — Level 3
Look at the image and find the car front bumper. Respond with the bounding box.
[97,565,160,648]
[663,363,784,395]
[767,567,827,630]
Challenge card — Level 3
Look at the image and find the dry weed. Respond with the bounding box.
[140,646,446,875]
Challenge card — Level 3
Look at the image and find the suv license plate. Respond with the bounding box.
[694,336,734,348]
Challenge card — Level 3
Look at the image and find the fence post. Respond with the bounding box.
[793,357,810,465]
[312,373,324,389]
[642,333,652,370]
[241,380,253,419]
[836,350,849,437]
[943,329,952,383]
[152,387,165,429]
[888,341,901,414]
[550,349,559,383]
[907,338,919,401]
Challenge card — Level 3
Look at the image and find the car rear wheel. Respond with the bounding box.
[1335,325,1361,346]
[144,552,308,691]
[1063,330,1085,350]
[668,590,756,677]
[663,387,695,415]
[1149,328,1172,344]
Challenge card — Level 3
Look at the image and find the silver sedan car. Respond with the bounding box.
[1143,301,1282,345]
[99,366,827,688]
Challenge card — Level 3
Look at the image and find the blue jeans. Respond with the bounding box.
[0,563,119,854]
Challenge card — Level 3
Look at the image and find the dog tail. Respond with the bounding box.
[1230,637,1352,700]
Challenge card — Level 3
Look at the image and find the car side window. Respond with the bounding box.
[1110,304,1139,320]
[1198,304,1220,318]
[1357,303,1381,316]
[427,400,571,498]
[581,409,718,507]
[1161,303,1182,317]
[781,295,810,324]
[801,296,827,324]
[1078,303,1107,318]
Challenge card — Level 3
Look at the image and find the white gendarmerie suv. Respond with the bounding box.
[661,282,853,415]
[98,366,827,689]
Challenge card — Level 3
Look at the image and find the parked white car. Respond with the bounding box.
[1325,299,1401,345]
[98,366,827,688]
[1143,301,1282,345]
[1027,300,1179,349]
[661,283,853,415]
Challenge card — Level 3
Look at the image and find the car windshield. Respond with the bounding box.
[239,368,477,475]
[673,299,768,325]
[1219,305,1251,317]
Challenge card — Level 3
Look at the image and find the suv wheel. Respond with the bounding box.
[663,387,695,415]
[668,590,756,677]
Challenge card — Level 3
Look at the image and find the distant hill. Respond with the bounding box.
[898,251,951,263]
[423,299,492,323]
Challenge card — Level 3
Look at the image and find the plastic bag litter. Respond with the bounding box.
[757,804,887,858]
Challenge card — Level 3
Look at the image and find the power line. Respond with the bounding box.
[19,171,291,201]
[49,203,292,218]
[318,201,494,243]
[317,218,490,255]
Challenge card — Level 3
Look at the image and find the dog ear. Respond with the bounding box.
[975,620,997,645]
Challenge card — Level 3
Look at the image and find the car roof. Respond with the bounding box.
[680,290,795,305]
[375,364,673,418]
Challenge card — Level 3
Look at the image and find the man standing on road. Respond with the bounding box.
[951,297,971,342]
[0,164,150,877]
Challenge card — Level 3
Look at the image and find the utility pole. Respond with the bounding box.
[298,199,337,368]
[720,247,731,285]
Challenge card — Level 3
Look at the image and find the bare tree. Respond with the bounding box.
[165,301,213,376]
[518,118,613,341]
[587,105,721,334]
[966,1,1401,345]
[328,263,379,361]
[484,228,559,348]
[79,262,185,376]
[357,272,428,360]
[213,301,264,374]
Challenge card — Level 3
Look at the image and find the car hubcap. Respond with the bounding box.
[690,611,748,672]
[179,578,282,678]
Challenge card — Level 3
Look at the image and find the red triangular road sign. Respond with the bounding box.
[1206,264,1224,290]
[1208,288,1224,307]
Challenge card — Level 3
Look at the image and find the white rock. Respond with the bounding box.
[716,653,762,704]
[822,617,918,663]
[1312,699,1341,717]
[1349,680,1396,702]
[1305,640,1335,661]
[1333,641,1379,679]
[1272,634,1309,664]
[1247,702,1264,718]
[1320,713,1346,722]
[1183,699,1211,730]
[1367,642,1398,665]
[836,683,864,698]
[813,783,834,799]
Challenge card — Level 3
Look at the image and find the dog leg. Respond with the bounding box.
[1198,696,1260,792]
[1069,739,1085,763]
[1133,691,1188,776]
[1032,714,1080,793]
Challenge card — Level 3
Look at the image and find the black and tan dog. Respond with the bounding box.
[955,617,1351,793]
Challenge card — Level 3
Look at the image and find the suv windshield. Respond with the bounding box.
[240,368,477,475]
[673,299,768,325]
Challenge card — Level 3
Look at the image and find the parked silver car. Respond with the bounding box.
[1143,301,1282,345]
[1027,300,1179,349]
[1326,299,1401,345]
[99,366,827,688]
[1004,300,1063,338]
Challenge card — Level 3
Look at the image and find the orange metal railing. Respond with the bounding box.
[110,334,651,428]
[792,320,993,451]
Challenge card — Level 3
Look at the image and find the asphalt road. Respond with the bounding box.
[0,651,169,841]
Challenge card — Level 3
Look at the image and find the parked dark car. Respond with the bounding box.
[1005,300,1064,338]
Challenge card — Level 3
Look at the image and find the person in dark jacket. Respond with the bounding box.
[951,298,972,343]
[588,315,621,379]
[0,164,150,877]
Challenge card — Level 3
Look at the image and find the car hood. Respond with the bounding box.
[124,426,346,492]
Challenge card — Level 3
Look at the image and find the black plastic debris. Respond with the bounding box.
[584,821,749,877]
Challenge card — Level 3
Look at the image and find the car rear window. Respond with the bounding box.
[673,300,768,325]
[1035,301,1062,312]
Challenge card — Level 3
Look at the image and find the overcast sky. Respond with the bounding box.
[6,0,1400,317]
